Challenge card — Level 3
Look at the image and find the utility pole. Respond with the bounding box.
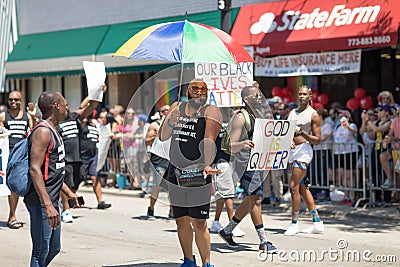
[218,0,231,33]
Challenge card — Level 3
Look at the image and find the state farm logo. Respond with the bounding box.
[250,4,381,35]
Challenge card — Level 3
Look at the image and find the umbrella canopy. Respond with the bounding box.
[114,20,254,64]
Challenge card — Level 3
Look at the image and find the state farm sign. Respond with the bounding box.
[250,4,380,35]
[231,0,400,56]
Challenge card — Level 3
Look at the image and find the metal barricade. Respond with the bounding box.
[282,142,368,208]
[365,140,400,207]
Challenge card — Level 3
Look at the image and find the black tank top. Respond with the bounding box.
[57,112,82,162]
[80,122,99,159]
[4,110,30,149]
[169,102,207,169]
[24,125,65,208]
[214,122,230,163]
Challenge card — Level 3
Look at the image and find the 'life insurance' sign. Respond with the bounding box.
[247,119,296,171]
[195,62,253,107]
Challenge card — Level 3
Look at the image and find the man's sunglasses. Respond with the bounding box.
[8,98,21,102]
[190,86,208,93]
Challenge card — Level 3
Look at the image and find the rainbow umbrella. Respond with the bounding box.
[113,20,253,64]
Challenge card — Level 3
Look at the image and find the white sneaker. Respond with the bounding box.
[62,210,73,223]
[284,223,299,236]
[232,226,246,237]
[302,221,324,234]
[209,220,223,233]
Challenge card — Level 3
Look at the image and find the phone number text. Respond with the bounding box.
[348,36,391,47]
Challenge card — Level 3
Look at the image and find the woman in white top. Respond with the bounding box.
[332,110,358,205]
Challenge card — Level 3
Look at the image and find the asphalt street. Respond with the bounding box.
[0,188,399,267]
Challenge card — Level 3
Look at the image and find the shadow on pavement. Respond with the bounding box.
[103,263,178,267]
[211,242,257,253]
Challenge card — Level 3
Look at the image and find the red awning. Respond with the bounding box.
[231,0,400,56]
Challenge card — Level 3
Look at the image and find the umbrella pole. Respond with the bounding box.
[178,62,184,101]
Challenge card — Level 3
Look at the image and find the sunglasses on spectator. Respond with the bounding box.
[8,98,20,102]
[367,112,375,116]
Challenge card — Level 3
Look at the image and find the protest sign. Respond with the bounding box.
[83,61,106,101]
[195,62,253,107]
[247,119,296,171]
[255,49,361,77]
[0,134,10,196]
[96,124,112,172]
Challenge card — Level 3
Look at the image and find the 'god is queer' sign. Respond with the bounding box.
[247,119,296,171]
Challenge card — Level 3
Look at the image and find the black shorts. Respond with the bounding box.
[240,171,264,196]
[334,152,357,170]
[171,203,211,219]
[64,162,85,190]
[82,156,98,177]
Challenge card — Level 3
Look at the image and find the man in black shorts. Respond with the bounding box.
[219,85,278,254]
[159,79,222,267]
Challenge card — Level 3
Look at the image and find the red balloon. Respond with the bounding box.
[360,95,373,110]
[282,87,292,97]
[346,98,360,111]
[271,86,283,97]
[354,87,366,99]
[312,102,324,110]
[311,90,319,102]
[317,93,329,105]
[377,95,383,103]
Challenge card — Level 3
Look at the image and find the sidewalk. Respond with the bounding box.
[79,185,400,223]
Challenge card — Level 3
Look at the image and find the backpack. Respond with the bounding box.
[6,125,54,197]
[221,108,252,155]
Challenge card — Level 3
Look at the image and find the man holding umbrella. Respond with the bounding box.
[159,79,222,267]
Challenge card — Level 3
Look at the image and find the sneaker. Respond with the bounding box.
[203,263,214,267]
[302,221,324,234]
[284,223,299,236]
[259,241,278,254]
[232,226,246,237]
[210,220,223,233]
[381,179,393,189]
[181,255,196,267]
[62,210,73,223]
[272,198,281,207]
[147,207,155,219]
[219,229,239,248]
[97,201,112,210]
[384,202,391,208]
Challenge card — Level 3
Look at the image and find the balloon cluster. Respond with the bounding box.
[271,86,294,104]
[346,88,373,111]
[271,86,330,109]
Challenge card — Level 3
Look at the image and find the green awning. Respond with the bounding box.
[6,8,240,78]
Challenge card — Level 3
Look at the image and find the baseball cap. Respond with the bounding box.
[376,104,392,115]
[138,114,148,122]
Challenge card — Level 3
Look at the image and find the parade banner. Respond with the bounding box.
[247,119,296,171]
[0,134,10,196]
[83,61,106,102]
[255,49,361,77]
[194,62,253,107]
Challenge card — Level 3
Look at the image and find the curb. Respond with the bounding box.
[79,186,400,222]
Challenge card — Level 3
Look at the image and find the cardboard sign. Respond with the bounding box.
[247,119,296,171]
[83,61,106,101]
[195,62,253,107]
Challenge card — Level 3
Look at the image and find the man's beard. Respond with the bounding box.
[188,97,207,109]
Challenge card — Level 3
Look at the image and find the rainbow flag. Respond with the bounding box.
[156,79,179,108]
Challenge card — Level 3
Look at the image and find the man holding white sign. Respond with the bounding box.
[219,85,277,254]
[284,85,323,236]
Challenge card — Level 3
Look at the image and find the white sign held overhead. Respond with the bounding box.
[255,49,361,77]
[83,61,106,102]
[195,62,253,107]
